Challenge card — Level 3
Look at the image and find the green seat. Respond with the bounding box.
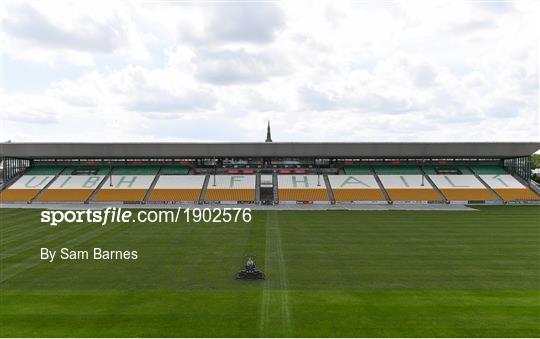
[374,165,420,174]
[61,166,110,175]
[112,166,160,175]
[161,166,190,175]
[456,166,473,174]
[26,166,64,175]
[422,165,472,175]
[470,165,507,174]
[422,165,438,175]
[344,166,372,174]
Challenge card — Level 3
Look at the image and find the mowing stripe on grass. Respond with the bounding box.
[2,220,47,238]
[259,214,270,337]
[0,209,39,220]
[1,213,43,233]
[259,211,292,337]
[274,211,292,336]
[2,224,56,245]
[0,224,88,260]
[0,222,123,283]
[0,207,538,337]
[259,271,270,337]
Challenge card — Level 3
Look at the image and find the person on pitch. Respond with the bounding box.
[245,257,255,272]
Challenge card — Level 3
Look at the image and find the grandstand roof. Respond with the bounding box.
[1,142,538,159]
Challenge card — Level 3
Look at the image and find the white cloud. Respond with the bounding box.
[127,87,217,113]
[1,0,538,142]
[298,85,414,114]
[6,4,122,53]
[48,65,218,115]
[179,3,286,44]
[195,49,290,85]
[2,1,149,65]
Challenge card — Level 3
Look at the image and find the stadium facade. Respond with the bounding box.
[1,140,539,205]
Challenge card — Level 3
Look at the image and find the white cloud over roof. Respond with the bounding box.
[1,0,538,142]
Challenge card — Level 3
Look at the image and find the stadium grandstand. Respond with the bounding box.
[1,131,539,205]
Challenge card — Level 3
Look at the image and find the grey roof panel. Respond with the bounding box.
[1,142,538,159]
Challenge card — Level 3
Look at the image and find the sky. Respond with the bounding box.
[0,0,539,142]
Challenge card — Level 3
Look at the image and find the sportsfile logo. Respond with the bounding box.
[40,207,252,226]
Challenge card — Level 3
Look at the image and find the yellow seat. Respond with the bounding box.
[204,189,255,201]
[278,189,328,201]
[385,188,441,201]
[440,189,496,201]
[0,189,41,202]
[38,189,94,202]
[93,189,148,202]
[150,189,201,202]
[495,188,540,201]
[333,189,385,201]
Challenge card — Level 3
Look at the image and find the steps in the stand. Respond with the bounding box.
[255,173,261,204]
[469,166,505,203]
[199,175,210,203]
[86,168,113,204]
[371,166,392,205]
[29,168,65,203]
[323,174,335,204]
[143,167,164,204]
[272,173,279,203]
[420,167,448,203]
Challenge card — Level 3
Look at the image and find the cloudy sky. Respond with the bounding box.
[1,0,538,142]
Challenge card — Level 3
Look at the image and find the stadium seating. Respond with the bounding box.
[480,174,540,201]
[470,165,507,174]
[344,166,372,174]
[423,165,472,175]
[278,175,328,201]
[93,175,155,202]
[429,175,496,201]
[149,175,205,202]
[0,174,58,202]
[378,175,440,201]
[61,166,110,175]
[374,165,421,174]
[160,166,190,175]
[225,169,256,174]
[25,166,64,175]
[112,166,160,175]
[421,166,438,175]
[38,175,106,202]
[328,175,385,201]
[204,175,256,202]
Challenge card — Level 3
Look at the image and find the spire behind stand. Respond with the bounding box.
[265,121,273,143]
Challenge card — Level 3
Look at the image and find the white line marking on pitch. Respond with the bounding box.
[258,211,292,337]
[258,213,271,337]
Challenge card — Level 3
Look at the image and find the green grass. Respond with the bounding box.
[1,206,539,337]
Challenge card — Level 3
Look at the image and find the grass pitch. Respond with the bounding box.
[1,206,539,337]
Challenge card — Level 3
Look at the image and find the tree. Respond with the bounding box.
[532,154,540,169]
